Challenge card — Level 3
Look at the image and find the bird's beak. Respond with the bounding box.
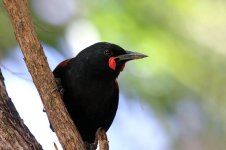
[115,50,148,62]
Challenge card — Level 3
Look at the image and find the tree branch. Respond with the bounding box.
[2,0,85,149]
[0,68,42,149]
[97,128,109,150]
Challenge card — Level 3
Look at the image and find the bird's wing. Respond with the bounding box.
[53,59,71,78]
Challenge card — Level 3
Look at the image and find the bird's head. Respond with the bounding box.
[75,42,147,80]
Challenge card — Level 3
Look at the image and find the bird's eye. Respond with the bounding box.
[104,49,112,57]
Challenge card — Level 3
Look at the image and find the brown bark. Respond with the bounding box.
[0,68,42,149]
[2,0,85,149]
[97,129,109,150]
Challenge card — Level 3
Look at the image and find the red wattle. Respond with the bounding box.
[109,57,116,70]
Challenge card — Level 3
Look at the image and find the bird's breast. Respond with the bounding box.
[64,79,119,119]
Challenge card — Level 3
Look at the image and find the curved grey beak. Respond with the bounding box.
[115,50,148,62]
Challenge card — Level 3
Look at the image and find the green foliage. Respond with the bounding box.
[87,0,226,149]
[0,3,17,55]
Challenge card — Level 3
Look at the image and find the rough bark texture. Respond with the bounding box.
[0,68,43,149]
[2,0,85,149]
[97,128,109,150]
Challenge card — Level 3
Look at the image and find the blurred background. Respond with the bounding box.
[1,0,226,149]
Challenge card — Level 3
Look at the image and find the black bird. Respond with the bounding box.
[52,42,147,144]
